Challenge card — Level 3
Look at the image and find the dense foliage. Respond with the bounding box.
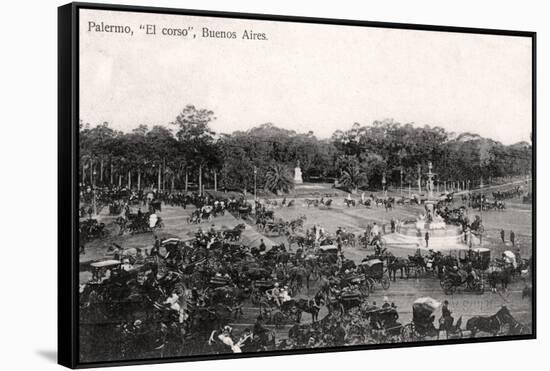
[80,106,532,194]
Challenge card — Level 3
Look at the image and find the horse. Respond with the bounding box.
[344,198,356,207]
[294,292,325,323]
[466,306,516,337]
[338,232,356,247]
[387,255,410,281]
[304,199,319,208]
[438,316,463,339]
[522,284,532,300]
[287,265,309,294]
[487,264,513,292]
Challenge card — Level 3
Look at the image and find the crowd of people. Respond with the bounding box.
[77,183,531,362]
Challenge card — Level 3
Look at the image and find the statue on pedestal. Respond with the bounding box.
[294,160,303,184]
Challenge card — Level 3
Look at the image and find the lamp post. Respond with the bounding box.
[382,171,387,197]
[92,170,97,216]
[254,166,257,201]
[417,164,422,194]
[400,167,403,195]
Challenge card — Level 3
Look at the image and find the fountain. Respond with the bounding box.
[384,162,472,251]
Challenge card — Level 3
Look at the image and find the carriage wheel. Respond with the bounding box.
[273,312,285,329]
[381,276,390,290]
[310,270,320,281]
[401,323,416,342]
[360,284,370,298]
[442,280,456,295]
[474,281,485,295]
[251,291,260,305]
[367,278,375,292]
[186,217,191,224]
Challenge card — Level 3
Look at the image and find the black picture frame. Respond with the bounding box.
[58,2,537,368]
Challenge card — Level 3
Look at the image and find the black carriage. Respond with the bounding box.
[440,268,484,295]
[89,259,122,283]
[317,245,339,264]
[250,279,275,305]
[263,220,287,236]
[80,219,107,240]
[238,203,252,219]
[187,206,214,224]
[328,289,363,315]
[222,224,245,241]
[359,258,390,291]
[367,306,402,341]
[127,212,163,234]
[340,272,369,297]
[149,199,162,213]
[401,297,440,341]
[208,275,233,288]
[108,202,124,215]
[470,247,491,271]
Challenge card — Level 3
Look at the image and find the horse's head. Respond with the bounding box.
[496,306,515,323]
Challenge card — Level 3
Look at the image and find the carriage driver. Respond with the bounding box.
[448,266,462,284]
[440,299,454,329]
[465,264,478,286]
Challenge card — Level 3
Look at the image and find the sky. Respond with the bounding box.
[80,9,532,144]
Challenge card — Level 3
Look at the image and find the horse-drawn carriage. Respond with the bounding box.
[250,279,275,305]
[80,218,107,240]
[340,270,370,297]
[187,205,214,224]
[470,247,491,271]
[237,203,252,219]
[359,258,390,291]
[222,224,246,241]
[149,199,162,213]
[263,219,288,236]
[126,212,163,234]
[401,297,440,341]
[208,274,233,288]
[89,259,122,283]
[364,305,402,341]
[317,245,339,264]
[327,287,364,316]
[440,266,484,295]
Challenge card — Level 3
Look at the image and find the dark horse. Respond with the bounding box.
[294,291,325,323]
[387,255,410,281]
[466,306,516,337]
[487,264,514,292]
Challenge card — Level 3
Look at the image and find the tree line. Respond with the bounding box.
[79,105,532,195]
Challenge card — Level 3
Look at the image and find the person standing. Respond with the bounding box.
[510,230,516,247]
[440,300,454,331]
[425,231,430,247]
[259,239,267,253]
[500,229,506,244]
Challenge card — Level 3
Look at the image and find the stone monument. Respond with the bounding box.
[294,160,303,184]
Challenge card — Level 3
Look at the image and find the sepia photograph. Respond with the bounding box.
[69,4,535,366]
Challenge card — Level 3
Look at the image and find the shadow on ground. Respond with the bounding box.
[36,350,57,363]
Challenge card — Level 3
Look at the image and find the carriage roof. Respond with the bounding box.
[319,245,338,252]
[472,247,491,255]
[161,238,181,246]
[412,297,440,314]
[360,258,383,267]
[90,259,121,268]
